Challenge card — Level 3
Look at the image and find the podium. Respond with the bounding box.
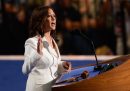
[52,54,130,91]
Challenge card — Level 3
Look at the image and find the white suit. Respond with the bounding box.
[22,36,65,91]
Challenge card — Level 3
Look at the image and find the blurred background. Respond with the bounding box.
[0,0,130,91]
[0,0,130,55]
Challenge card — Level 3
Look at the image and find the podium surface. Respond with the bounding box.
[52,55,130,91]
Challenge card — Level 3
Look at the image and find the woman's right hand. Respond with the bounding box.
[37,35,43,55]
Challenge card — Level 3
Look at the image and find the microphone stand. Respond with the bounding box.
[91,40,102,70]
[78,30,102,71]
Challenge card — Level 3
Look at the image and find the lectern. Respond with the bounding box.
[52,54,130,91]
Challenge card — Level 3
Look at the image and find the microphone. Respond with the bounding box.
[74,30,117,73]
[76,30,102,70]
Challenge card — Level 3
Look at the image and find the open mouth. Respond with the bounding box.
[51,22,56,26]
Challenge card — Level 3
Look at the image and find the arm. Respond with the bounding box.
[22,39,42,74]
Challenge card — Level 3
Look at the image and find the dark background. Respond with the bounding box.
[0,0,130,55]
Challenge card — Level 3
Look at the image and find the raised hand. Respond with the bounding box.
[37,35,43,55]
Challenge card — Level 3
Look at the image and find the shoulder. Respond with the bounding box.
[25,36,38,47]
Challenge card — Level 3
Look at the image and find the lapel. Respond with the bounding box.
[52,38,60,58]
[42,37,60,58]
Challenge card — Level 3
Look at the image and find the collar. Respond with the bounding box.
[35,35,60,58]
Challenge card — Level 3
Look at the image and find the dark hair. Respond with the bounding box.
[28,5,56,38]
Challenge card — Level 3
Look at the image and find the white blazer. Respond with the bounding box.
[22,36,65,91]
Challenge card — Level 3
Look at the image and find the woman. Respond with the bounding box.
[22,6,71,91]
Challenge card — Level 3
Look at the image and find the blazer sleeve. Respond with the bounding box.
[22,38,42,74]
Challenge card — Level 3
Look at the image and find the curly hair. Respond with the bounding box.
[28,5,56,38]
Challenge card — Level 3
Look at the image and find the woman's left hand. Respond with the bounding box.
[63,61,71,72]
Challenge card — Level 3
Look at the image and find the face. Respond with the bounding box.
[44,8,56,31]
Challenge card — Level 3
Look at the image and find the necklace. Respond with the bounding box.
[44,36,54,48]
